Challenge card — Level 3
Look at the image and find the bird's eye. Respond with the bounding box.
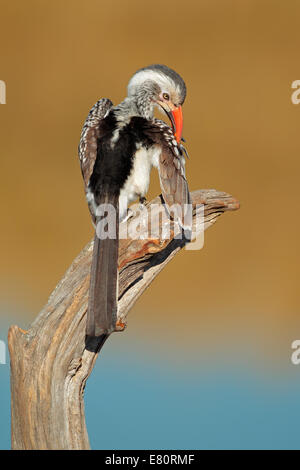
[162,93,170,100]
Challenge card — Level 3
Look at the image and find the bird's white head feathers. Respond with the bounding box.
[127,64,186,107]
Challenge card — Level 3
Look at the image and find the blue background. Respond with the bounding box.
[1,316,299,450]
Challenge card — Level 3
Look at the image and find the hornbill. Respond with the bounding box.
[78,64,191,337]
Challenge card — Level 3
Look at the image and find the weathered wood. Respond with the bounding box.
[8,189,239,450]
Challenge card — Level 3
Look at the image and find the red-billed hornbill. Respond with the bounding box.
[78,64,190,337]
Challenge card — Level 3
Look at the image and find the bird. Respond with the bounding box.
[78,64,191,337]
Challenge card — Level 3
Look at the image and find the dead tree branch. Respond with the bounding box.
[8,189,239,450]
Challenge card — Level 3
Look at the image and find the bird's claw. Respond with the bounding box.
[139,196,147,208]
[122,208,135,223]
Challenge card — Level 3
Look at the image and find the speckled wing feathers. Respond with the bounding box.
[145,119,191,226]
[78,98,113,187]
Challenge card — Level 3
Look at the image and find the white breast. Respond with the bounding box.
[119,145,161,220]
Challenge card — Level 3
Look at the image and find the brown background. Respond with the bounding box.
[1,0,299,366]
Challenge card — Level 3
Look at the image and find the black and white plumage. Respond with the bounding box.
[78,64,191,337]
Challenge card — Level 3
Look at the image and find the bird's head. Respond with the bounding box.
[127,64,186,143]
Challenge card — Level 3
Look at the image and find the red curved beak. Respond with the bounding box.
[166,105,183,144]
[171,105,183,143]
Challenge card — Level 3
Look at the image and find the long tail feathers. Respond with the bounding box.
[86,193,119,337]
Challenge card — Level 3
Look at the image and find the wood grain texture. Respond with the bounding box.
[8,189,239,450]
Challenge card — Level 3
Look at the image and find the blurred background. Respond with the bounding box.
[1,0,300,449]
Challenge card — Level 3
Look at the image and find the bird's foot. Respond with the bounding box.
[138,196,148,212]
[122,199,147,223]
[122,208,135,223]
[139,196,147,206]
